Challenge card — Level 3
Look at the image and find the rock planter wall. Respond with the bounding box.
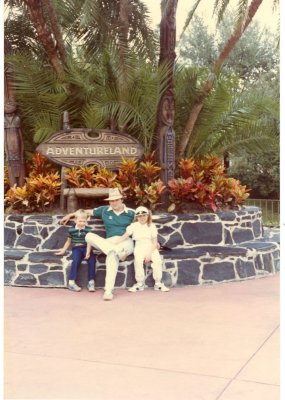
[4,207,279,289]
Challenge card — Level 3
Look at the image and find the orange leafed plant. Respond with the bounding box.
[178,158,195,179]
[134,180,167,210]
[65,166,97,188]
[4,172,61,212]
[27,152,59,177]
[94,168,118,187]
[138,161,161,185]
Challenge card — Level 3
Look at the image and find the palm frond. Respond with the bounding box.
[179,0,203,40]
[182,75,279,158]
[7,53,67,143]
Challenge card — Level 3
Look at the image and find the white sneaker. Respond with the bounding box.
[128,283,145,292]
[68,282,81,292]
[103,291,114,301]
[87,280,95,292]
[154,283,170,292]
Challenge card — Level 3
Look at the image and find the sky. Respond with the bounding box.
[142,0,280,36]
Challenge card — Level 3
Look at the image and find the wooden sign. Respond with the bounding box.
[36,129,145,169]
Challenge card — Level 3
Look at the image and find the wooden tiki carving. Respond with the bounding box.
[156,0,178,184]
[4,38,26,187]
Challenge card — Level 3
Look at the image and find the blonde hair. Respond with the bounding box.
[133,210,152,226]
[74,209,89,220]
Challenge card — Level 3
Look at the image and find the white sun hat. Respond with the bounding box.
[135,206,149,215]
[104,188,123,201]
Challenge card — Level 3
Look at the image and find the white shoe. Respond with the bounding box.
[87,280,95,292]
[68,282,81,292]
[154,283,170,292]
[103,291,114,301]
[128,283,145,292]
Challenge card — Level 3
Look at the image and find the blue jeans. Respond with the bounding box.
[69,246,96,281]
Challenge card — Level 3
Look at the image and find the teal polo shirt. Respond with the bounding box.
[92,205,135,238]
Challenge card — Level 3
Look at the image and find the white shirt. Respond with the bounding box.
[126,221,158,243]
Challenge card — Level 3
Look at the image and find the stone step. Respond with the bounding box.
[4,236,279,289]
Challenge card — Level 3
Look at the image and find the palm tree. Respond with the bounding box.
[5,0,279,163]
[4,0,161,152]
[173,66,279,159]
[176,0,277,159]
[21,0,65,75]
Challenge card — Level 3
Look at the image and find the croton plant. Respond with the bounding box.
[4,153,250,213]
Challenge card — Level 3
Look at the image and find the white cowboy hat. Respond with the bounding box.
[135,206,149,215]
[104,188,123,201]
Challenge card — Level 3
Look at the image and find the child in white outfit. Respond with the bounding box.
[116,206,169,292]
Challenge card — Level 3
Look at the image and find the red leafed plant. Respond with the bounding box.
[4,150,250,214]
[117,156,162,202]
[117,158,139,200]
[27,152,59,177]
[134,180,167,210]
[168,155,250,212]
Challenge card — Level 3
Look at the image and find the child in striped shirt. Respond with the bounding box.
[56,209,96,292]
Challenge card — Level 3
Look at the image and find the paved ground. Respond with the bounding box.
[4,274,280,400]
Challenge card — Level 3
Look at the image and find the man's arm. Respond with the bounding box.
[60,209,93,225]
[112,231,130,244]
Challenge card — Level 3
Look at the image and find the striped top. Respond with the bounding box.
[92,205,135,238]
[68,226,92,246]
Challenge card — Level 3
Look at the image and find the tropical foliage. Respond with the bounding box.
[4,153,250,213]
[4,0,279,209]
[229,150,280,199]
[4,0,164,154]
[5,0,279,158]
[168,156,250,212]
[5,172,61,213]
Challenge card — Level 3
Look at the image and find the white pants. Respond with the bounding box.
[85,232,134,292]
[134,243,163,284]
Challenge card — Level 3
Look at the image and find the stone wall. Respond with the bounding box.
[4,207,279,289]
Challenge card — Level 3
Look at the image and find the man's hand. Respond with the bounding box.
[55,250,65,256]
[144,254,152,263]
[59,215,71,225]
[84,253,90,260]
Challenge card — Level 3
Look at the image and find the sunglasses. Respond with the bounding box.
[136,212,148,216]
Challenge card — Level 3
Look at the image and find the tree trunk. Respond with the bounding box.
[119,0,129,44]
[117,0,130,131]
[176,0,263,159]
[22,0,64,75]
[43,0,66,63]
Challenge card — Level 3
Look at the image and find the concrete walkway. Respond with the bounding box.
[4,275,280,400]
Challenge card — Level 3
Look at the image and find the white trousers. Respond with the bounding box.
[85,232,134,292]
[134,243,163,284]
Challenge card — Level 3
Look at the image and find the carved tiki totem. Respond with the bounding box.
[156,0,178,185]
[4,39,26,187]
